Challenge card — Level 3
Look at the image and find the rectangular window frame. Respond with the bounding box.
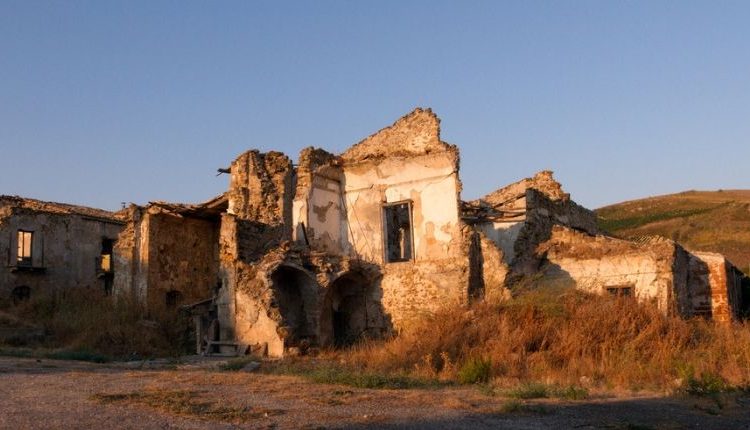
[605,285,633,298]
[16,230,33,267]
[382,200,415,263]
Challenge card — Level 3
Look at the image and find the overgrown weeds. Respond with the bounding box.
[339,289,750,392]
[0,287,191,360]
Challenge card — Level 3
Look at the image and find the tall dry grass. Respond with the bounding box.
[0,287,190,359]
[342,288,750,391]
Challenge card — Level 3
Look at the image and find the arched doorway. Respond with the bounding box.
[270,265,318,347]
[321,272,379,347]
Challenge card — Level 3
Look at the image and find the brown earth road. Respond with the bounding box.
[0,357,748,429]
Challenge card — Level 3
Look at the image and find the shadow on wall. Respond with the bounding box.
[686,257,714,319]
[269,264,392,350]
[529,260,578,292]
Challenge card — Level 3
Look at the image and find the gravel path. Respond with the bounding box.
[0,357,748,429]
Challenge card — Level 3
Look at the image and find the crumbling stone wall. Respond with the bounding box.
[0,196,123,299]
[113,205,220,312]
[227,150,293,228]
[217,150,297,349]
[229,246,389,356]
[339,109,471,329]
[472,172,598,284]
[292,147,345,253]
[144,211,219,311]
[223,109,477,353]
[538,226,680,312]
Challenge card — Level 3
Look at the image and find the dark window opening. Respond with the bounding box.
[16,230,33,266]
[100,238,114,273]
[166,290,182,308]
[383,202,413,262]
[606,285,633,298]
[12,286,31,304]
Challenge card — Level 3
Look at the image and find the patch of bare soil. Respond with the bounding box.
[0,356,748,429]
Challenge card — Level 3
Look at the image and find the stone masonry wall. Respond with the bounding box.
[144,210,219,312]
[0,199,123,298]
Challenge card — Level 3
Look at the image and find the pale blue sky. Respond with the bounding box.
[1,1,748,211]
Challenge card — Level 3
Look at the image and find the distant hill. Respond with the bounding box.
[596,190,750,274]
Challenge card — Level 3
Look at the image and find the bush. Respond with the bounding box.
[457,357,492,384]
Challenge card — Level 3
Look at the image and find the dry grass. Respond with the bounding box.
[0,288,190,360]
[337,288,750,392]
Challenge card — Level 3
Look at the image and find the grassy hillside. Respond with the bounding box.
[596,190,750,274]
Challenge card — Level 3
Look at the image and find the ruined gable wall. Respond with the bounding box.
[539,226,678,312]
[0,206,122,297]
[143,210,219,312]
[340,109,469,329]
[475,173,598,275]
[341,108,448,162]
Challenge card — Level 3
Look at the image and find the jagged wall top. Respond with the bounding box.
[477,171,569,207]
[340,108,454,162]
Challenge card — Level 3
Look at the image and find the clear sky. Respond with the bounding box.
[1,1,748,211]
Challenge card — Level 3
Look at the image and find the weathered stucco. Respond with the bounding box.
[538,226,679,311]
[0,196,123,299]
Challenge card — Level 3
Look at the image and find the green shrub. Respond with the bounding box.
[507,382,549,399]
[457,357,492,384]
[552,385,589,400]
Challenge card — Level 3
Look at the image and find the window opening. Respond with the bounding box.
[383,202,413,262]
[100,238,114,273]
[12,286,31,304]
[17,230,33,266]
[605,285,633,298]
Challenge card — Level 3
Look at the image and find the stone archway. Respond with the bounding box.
[321,272,381,347]
[270,265,319,347]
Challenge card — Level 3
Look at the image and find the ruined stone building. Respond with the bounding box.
[0,196,124,302]
[2,108,748,356]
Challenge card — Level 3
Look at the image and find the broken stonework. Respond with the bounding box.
[4,108,748,358]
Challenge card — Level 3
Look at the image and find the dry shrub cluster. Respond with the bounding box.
[343,288,750,391]
[0,288,189,359]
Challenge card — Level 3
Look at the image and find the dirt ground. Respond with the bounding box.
[1,356,749,430]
